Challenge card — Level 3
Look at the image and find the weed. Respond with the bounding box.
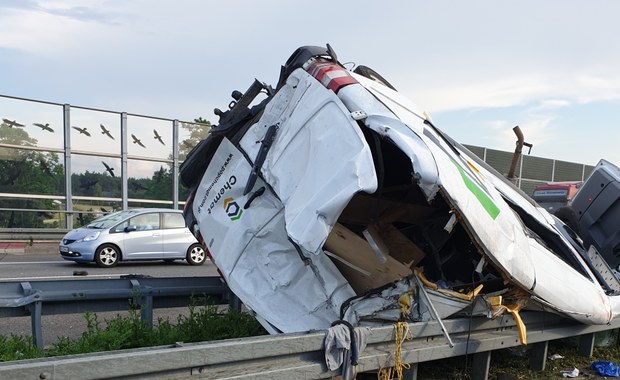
[1,298,266,362]
[0,335,43,362]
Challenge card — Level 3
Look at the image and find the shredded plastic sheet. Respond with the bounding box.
[591,360,620,377]
[560,367,579,378]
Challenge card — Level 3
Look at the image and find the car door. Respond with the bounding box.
[121,212,163,260]
[161,212,194,258]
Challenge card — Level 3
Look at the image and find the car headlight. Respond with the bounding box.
[79,231,101,242]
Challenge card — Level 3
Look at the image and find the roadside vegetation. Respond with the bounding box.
[415,337,620,380]
[0,299,265,362]
[2,302,619,380]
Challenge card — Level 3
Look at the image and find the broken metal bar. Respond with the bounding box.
[413,274,454,348]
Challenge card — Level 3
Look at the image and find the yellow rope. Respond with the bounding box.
[377,322,411,380]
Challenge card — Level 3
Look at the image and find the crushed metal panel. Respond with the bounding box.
[239,69,378,256]
[183,45,620,341]
[353,82,538,291]
[193,138,355,333]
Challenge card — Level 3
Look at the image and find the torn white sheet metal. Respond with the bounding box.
[337,82,440,200]
[187,45,620,335]
[355,77,619,324]
[193,138,355,332]
[239,69,377,255]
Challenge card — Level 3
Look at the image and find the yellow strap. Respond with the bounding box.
[434,283,484,301]
[497,304,527,345]
[415,269,483,301]
[415,270,438,290]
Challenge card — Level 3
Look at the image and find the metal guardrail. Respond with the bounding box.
[0,276,232,348]
[0,311,617,380]
[0,228,69,241]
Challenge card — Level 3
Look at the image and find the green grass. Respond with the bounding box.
[2,304,619,380]
[0,335,43,361]
[1,299,266,362]
[416,338,620,379]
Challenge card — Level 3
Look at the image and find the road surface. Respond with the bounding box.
[0,250,221,347]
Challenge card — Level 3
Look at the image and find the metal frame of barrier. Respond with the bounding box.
[0,311,618,380]
[0,276,231,348]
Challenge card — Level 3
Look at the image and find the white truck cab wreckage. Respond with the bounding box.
[180,45,620,349]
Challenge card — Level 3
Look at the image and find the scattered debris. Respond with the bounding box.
[591,360,620,377]
[560,367,580,378]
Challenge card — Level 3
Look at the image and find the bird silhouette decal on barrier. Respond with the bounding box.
[153,129,165,145]
[72,126,91,136]
[131,134,146,148]
[33,123,54,132]
[100,124,114,140]
[2,118,25,128]
[101,161,115,177]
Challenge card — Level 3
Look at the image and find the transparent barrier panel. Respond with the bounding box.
[178,121,211,162]
[72,154,121,198]
[127,115,173,159]
[70,108,121,155]
[0,197,65,228]
[128,158,173,201]
[0,97,64,150]
[0,146,65,196]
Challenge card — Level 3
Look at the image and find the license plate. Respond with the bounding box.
[59,246,69,253]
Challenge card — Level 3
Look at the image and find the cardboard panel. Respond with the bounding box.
[324,223,412,293]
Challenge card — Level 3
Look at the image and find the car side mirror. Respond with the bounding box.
[125,225,137,232]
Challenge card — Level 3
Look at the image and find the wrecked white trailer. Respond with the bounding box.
[180,45,620,345]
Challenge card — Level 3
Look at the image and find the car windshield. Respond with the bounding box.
[85,210,137,229]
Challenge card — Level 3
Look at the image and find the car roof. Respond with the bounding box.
[127,208,182,213]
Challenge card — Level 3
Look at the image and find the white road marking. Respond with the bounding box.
[0,274,134,281]
[0,261,68,265]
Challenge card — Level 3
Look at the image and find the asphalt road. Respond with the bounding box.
[0,251,218,281]
[0,250,221,347]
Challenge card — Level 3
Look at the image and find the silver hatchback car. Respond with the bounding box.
[59,208,206,268]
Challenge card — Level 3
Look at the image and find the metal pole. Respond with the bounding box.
[121,113,128,210]
[508,126,524,182]
[172,120,179,209]
[63,104,73,229]
[413,275,454,347]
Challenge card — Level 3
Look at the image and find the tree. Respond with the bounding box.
[178,117,211,162]
[0,123,64,228]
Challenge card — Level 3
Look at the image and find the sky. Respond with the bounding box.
[1,0,619,166]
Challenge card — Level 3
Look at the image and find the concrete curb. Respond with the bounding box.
[0,241,58,255]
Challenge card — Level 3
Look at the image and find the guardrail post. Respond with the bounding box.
[471,351,491,380]
[229,292,242,311]
[578,333,595,357]
[529,340,548,371]
[27,301,43,349]
[140,294,154,329]
[402,363,418,380]
[129,279,154,328]
[21,282,44,348]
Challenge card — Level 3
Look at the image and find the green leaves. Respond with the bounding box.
[1,299,266,362]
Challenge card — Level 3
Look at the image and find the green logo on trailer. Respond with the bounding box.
[224,197,243,221]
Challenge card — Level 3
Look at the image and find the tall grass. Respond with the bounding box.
[1,298,266,362]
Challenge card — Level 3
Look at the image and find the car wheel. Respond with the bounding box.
[186,243,206,266]
[95,244,120,268]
